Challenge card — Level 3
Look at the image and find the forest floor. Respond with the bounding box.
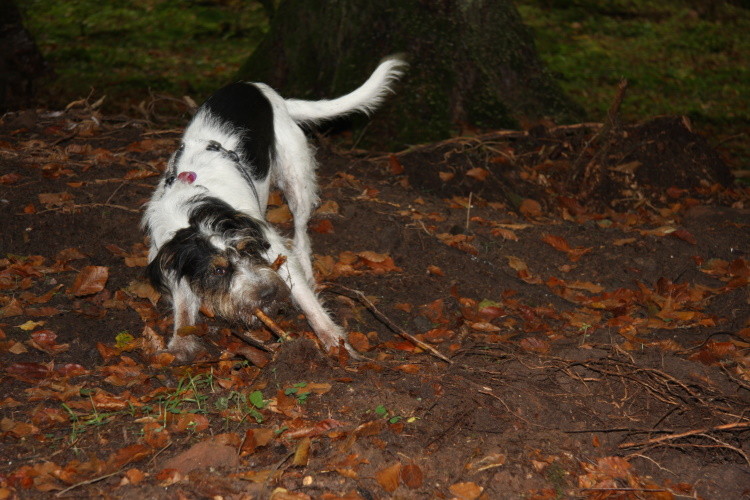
[1,103,749,499]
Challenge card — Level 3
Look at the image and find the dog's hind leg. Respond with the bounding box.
[271,116,320,285]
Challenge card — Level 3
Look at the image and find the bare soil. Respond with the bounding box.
[1,106,749,499]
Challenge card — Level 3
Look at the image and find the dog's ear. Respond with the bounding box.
[234,234,271,256]
[147,227,215,291]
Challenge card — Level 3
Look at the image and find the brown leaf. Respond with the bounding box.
[519,198,542,218]
[519,337,550,354]
[542,234,571,252]
[348,331,371,352]
[38,191,73,207]
[394,363,421,374]
[292,437,311,467]
[427,265,445,276]
[284,418,345,439]
[0,173,23,185]
[108,444,152,470]
[490,227,519,240]
[70,266,109,296]
[671,228,697,245]
[310,219,334,234]
[389,155,405,174]
[161,438,239,475]
[465,167,490,181]
[375,462,401,492]
[267,205,292,224]
[400,464,423,489]
[314,199,339,215]
[170,413,209,433]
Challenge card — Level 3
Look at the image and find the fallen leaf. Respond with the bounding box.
[38,192,73,207]
[466,167,490,181]
[70,266,109,296]
[376,463,401,493]
[519,198,542,218]
[310,219,334,234]
[161,438,239,475]
[427,265,445,276]
[671,228,697,245]
[314,200,339,215]
[400,464,423,489]
[389,155,405,174]
[267,205,292,224]
[449,481,483,499]
[292,437,311,466]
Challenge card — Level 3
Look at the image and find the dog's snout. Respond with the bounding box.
[256,274,290,304]
[259,282,282,301]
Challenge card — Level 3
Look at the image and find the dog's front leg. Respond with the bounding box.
[266,233,358,358]
[167,279,204,362]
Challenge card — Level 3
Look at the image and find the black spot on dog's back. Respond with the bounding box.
[203,82,275,179]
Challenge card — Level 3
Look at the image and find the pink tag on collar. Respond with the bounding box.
[177,171,197,184]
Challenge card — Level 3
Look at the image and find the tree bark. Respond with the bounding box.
[237,0,584,148]
[0,0,49,111]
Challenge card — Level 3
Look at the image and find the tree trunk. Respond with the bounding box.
[237,0,584,148]
[0,0,49,111]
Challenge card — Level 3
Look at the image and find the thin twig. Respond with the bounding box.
[25,203,140,215]
[619,421,750,449]
[56,467,125,497]
[253,308,290,341]
[324,283,452,363]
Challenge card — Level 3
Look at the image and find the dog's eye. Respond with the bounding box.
[213,266,228,276]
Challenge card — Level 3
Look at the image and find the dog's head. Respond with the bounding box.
[147,196,290,325]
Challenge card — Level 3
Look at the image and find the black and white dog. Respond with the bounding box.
[143,57,405,362]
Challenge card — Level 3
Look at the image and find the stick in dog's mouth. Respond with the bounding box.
[253,308,290,341]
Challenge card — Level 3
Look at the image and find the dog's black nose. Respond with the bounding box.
[259,281,285,302]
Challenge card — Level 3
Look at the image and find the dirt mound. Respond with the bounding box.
[396,115,736,212]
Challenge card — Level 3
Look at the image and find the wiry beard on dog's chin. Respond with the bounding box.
[199,280,291,329]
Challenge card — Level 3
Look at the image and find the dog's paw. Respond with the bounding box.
[318,326,365,361]
[166,335,204,364]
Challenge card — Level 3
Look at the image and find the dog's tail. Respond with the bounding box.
[284,56,407,125]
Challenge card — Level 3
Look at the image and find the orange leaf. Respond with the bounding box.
[70,266,109,296]
[519,337,550,354]
[310,219,334,234]
[449,481,484,499]
[542,234,571,252]
[427,265,445,276]
[348,331,371,352]
[376,463,401,492]
[465,167,490,181]
[519,198,542,218]
[389,155,405,174]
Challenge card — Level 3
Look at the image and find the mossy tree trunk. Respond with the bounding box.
[237,0,583,148]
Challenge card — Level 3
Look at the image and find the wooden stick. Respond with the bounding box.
[254,308,290,341]
[619,421,750,449]
[325,283,452,363]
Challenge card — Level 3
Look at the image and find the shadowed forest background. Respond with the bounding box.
[8,0,750,164]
